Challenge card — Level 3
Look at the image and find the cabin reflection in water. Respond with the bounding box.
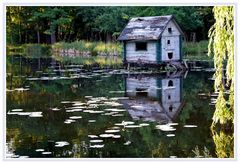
[120,72,184,124]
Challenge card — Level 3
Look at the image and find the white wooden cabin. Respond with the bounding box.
[118,15,184,64]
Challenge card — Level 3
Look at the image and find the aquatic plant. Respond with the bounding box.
[192,146,212,158]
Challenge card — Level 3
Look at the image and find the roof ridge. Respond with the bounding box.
[131,15,173,19]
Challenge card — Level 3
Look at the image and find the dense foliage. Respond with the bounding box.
[6,6,214,44]
[208,6,234,125]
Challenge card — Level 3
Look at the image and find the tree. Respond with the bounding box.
[208,6,234,125]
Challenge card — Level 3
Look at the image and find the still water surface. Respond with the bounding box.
[6,56,218,158]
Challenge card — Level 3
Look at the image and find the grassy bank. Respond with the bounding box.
[7,44,51,58]
[7,40,212,66]
[183,40,212,60]
[54,55,123,69]
[51,40,123,68]
[52,40,122,56]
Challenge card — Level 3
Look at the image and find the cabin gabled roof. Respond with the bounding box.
[117,15,184,41]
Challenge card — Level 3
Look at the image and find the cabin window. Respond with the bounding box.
[168,27,172,33]
[169,105,173,112]
[167,40,170,45]
[136,88,148,97]
[168,80,173,87]
[168,52,173,59]
[135,42,147,51]
[168,95,171,100]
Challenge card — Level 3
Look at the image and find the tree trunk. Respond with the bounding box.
[106,32,111,43]
[51,32,56,44]
[37,30,40,43]
[99,32,102,41]
[37,25,40,43]
[18,7,22,44]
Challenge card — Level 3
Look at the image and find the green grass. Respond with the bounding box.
[55,55,123,69]
[7,45,24,55]
[52,40,122,56]
[7,44,51,58]
[183,40,212,60]
[23,44,51,58]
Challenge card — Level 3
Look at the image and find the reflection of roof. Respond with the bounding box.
[119,98,183,124]
[118,15,183,41]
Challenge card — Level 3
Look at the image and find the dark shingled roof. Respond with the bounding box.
[118,15,182,41]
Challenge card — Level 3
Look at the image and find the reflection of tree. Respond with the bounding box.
[180,72,214,124]
[211,126,233,158]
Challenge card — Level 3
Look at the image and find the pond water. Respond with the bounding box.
[6,55,224,158]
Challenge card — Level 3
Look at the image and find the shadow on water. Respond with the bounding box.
[6,55,233,158]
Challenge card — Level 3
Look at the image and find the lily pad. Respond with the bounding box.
[55,141,70,147]
[104,102,123,107]
[88,135,98,138]
[14,88,29,92]
[184,125,197,128]
[64,119,76,124]
[104,108,126,112]
[125,125,141,128]
[105,129,120,133]
[85,96,93,99]
[66,109,83,112]
[124,141,131,146]
[61,101,72,104]
[73,103,86,106]
[69,116,82,119]
[89,144,104,148]
[168,123,179,126]
[109,97,129,101]
[115,121,134,126]
[18,112,31,116]
[112,135,121,139]
[155,125,176,132]
[35,149,44,152]
[29,112,43,118]
[139,123,150,127]
[99,134,114,138]
[11,109,23,112]
[42,152,52,155]
[51,108,61,111]
[90,140,103,143]
[109,91,125,93]
[112,114,124,117]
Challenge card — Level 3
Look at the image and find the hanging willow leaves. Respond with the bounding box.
[208,6,234,125]
[211,128,234,158]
